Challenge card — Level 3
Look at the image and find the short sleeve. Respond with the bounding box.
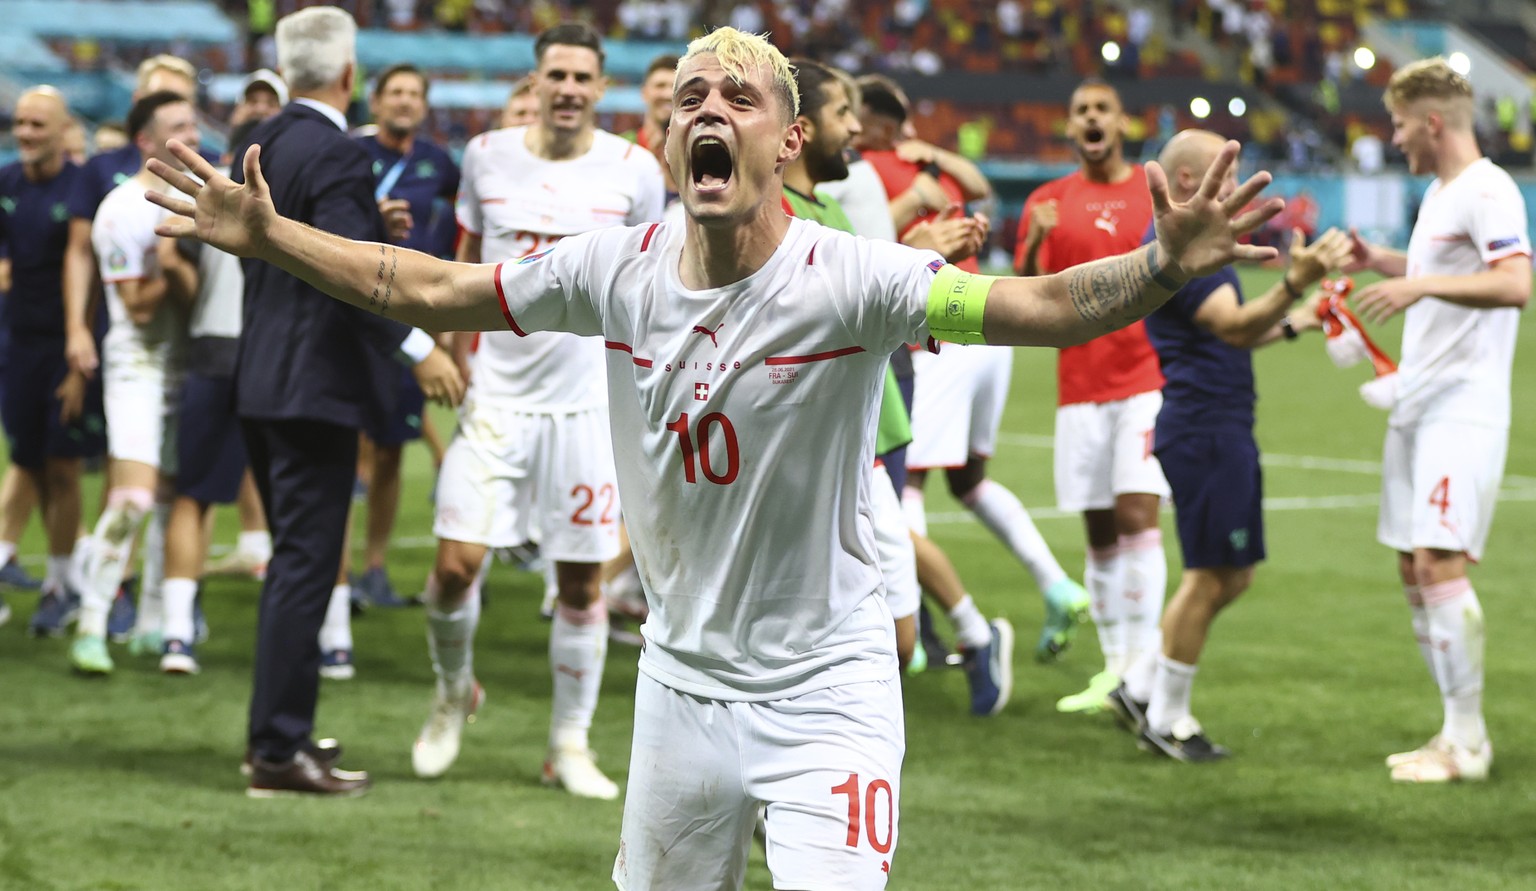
[96,211,152,283]
[492,228,607,337]
[826,231,943,354]
[1015,184,1055,273]
[66,157,107,221]
[1167,266,1241,321]
[454,137,483,237]
[1468,169,1531,265]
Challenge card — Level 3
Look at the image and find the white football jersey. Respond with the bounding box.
[1396,158,1529,428]
[457,127,664,411]
[494,217,944,699]
[93,178,184,373]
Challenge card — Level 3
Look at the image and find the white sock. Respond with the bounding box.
[901,486,928,537]
[1122,646,1158,703]
[0,541,16,566]
[161,577,199,644]
[238,530,272,562]
[45,554,72,591]
[136,502,170,634]
[1422,578,1486,749]
[426,571,482,695]
[946,594,992,651]
[1085,544,1126,675]
[79,491,152,638]
[1120,529,1168,672]
[962,480,1067,592]
[318,584,354,653]
[549,601,608,752]
[1403,584,1438,686]
[1146,654,1198,735]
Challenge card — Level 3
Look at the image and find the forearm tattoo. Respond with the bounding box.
[1064,244,1172,333]
[370,244,398,316]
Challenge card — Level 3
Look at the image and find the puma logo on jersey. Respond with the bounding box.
[1094,211,1118,237]
[692,323,723,347]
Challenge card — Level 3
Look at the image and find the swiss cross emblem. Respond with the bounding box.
[694,382,710,401]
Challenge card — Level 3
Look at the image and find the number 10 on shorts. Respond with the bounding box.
[831,773,894,853]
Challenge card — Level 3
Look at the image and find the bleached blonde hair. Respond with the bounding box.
[135,54,196,92]
[679,27,799,121]
[1385,57,1474,128]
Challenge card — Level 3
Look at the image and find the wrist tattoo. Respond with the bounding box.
[371,244,397,316]
[1065,245,1187,332]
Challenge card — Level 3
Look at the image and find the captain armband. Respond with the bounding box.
[925,264,997,345]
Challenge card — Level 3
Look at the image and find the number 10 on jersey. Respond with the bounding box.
[666,411,740,485]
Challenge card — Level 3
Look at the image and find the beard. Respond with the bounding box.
[806,144,851,184]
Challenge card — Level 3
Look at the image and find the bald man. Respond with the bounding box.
[1109,130,1351,762]
[0,88,105,636]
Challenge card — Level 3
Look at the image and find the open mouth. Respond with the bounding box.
[1081,125,1107,149]
[690,136,733,192]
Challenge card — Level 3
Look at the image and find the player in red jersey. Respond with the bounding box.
[1016,80,1171,713]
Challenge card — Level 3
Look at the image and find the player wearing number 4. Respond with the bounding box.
[147,25,1282,889]
[411,23,664,798]
[1347,58,1531,784]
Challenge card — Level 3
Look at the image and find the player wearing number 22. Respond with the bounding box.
[147,25,1284,890]
[413,23,665,798]
[1348,58,1532,785]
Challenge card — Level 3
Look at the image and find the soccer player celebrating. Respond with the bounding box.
[149,27,1280,886]
[71,91,202,674]
[0,88,104,636]
[1348,58,1531,784]
[411,23,664,798]
[1112,129,1353,761]
[1016,79,1171,711]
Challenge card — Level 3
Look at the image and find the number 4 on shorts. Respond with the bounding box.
[1428,476,1451,516]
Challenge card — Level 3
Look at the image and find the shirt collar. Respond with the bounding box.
[294,98,348,132]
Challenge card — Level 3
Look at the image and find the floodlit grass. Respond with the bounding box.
[4,266,1535,889]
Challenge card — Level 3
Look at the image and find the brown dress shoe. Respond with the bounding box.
[246,747,370,798]
[241,738,343,777]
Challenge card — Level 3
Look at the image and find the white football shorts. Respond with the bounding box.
[906,344,1013,470]
[1378,419,1507,562]
[103,361,178,474]
[433,398,621,563]
[871,463,919,621]
[1054,389,1169,512]
[614,672,904,891]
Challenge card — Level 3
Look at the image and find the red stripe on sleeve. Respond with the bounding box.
[765,345,865,365]
[640,223,660,252]
[491,263,527,336]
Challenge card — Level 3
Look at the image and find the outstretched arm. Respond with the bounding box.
[146,140,507,333]
[962,140,1283,347]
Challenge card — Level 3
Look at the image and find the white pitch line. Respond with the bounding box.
[992,431,1536,488]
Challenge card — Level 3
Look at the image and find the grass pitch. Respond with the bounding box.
[4,266,1536,890]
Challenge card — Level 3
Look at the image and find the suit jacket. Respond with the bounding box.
[231,102,410,429]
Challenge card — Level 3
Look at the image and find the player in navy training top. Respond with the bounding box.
[1111,130,1351,763]
[349,63,462,609]
[0,88,107,634]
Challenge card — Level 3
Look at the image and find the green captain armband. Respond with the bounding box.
[926,264,996,345]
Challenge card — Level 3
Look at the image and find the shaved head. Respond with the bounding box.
[1158,129,1226,202]
[17,86,69,120]
[13,87,73,174]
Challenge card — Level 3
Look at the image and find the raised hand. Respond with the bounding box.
[1288,227,1352,286]
[1027,199,1058,241]
[1149,140,1282,278]
[378,197,413,243]
[145,139,278,259]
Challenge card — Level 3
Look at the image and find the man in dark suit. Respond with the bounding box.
[232,5,464,798]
